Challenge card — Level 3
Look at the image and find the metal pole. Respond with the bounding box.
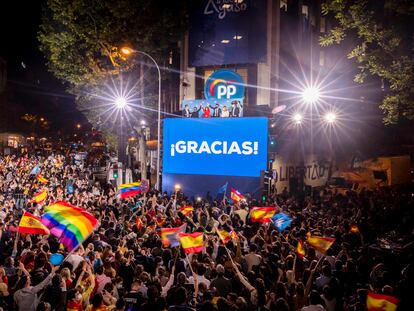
[135,51,161,191]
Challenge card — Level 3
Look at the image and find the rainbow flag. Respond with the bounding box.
[179,206,193,216]
[18,212,50,235]
[36,174,48,184]
[296,240,305,259]
[250,207,276,223]
[367,292,399,311]
[230,188,244,203]
[217,229,232,244]
[33,188,47,205]
[306,233,335,254]
[118,181,145,199]
[161,224,187,247]
[178,232,204,254]
[41,201,99,251]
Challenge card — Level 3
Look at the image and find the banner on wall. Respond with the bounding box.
[271,155,332,193]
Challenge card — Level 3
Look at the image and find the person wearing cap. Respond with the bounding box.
[210,265,232,297]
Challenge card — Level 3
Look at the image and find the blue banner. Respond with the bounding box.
[182,98,244,118]
[163,117,268,177]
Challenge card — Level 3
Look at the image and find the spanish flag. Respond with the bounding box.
[179,206,193,216]
[296,240,305,259]
[250,207,276,223]
[36,174,48,184]
[306,233,335,254]
[18,212,50,235]
[350,224,360,234]
[367,292,399,311]
[136,217,143,230]
[217,229,232,244]
[230,188,244,203]
[178,232,204,254]
[33,188,47,205]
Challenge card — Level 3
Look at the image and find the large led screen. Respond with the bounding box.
[163,117,268,177]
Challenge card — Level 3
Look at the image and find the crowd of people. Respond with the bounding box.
[0,151,413,311]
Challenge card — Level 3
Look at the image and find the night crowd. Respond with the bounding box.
[0,152,413,311]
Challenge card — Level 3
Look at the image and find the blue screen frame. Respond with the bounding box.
[162,117,268,177]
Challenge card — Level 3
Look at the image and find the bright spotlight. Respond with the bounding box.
[115,97,128,109]
[302,87,320,103]
[324,112,337,124]
[293,113,303,124]
[197,197,202,202]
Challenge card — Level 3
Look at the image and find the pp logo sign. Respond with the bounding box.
[216,83,237,99]
[204,69,244,100]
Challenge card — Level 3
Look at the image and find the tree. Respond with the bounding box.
[320,0,414,124]
[38,0,197,142]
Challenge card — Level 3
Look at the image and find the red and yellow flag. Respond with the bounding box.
[179,206,193,216]
[306,233,335,254]
[178,232,204,254]
[296,240,305,259]
[136,217,143,230]
[230,188,244,203]
[350,224,360,234]
[217,229,232,244]
[367,292,399,311]
[18,212,50,235]
[36,174,48,184]
[250,207,276,223]
[33,188,47,204]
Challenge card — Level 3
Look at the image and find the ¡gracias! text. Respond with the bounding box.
[170,140,258,156]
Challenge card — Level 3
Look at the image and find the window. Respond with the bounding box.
[320,17,326,33]
[319,51,325,66]
[280,0,287,12]
[302,5,309,19]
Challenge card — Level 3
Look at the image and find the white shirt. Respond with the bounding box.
[188,275,210,288]
[301,304,326,311]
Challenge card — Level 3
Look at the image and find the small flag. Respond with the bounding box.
[36,174,48,184]
[217,229,232,244]
[118,181,144,199]
[41,201,99,251]
[296,240,305,259]
[156,216,167,227]
[231,230,238,240]
[18,212,50,235]
[306,233,336,254]
[367,291,399,311]
[33,188,47,205]
[161,224,187,247]
[30,164,40,175]
[178,232,204,254]
[217,182,228,194]
[350,224,360,234]
[271,212,292,232]
[230,188,244,203]
[136,217,143,230]
[179,206,193,216]
[250,207,276,223]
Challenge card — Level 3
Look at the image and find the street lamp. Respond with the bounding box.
[302,87,320,104]
[293,113,303,124]
[324,112,337,124]
[120,46,162,191]
[115,97,128,109]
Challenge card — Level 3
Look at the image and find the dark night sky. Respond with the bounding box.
[0,0,86,134]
